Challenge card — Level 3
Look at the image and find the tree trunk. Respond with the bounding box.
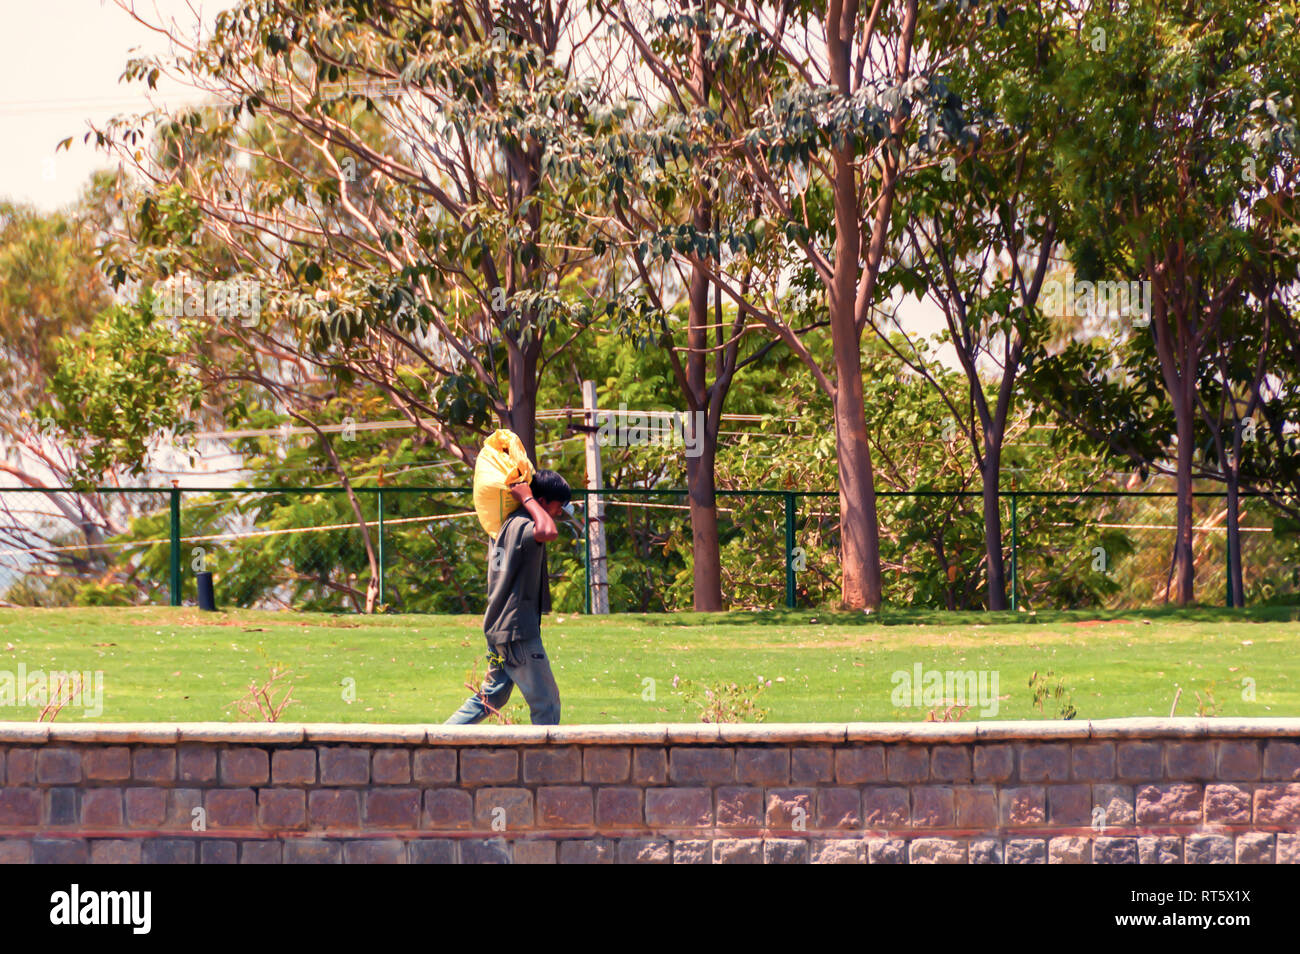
[828,140,882,608]
[686,437,723,611]
[1225,446,1244,608]
[507,344,539,460]
[685,208,724,611]
[312,424,380,614]
[680,7,724,612]
[1151,284,1197,607]
[824,0,885,610]
[1170,399,1196,604]
[504,114,545,461]
[983,441,1008,610]
[832,342,883,609]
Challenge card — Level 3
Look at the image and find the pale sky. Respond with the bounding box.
[0,0,233,212]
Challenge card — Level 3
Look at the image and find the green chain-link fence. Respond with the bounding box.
[0,485,1295,612]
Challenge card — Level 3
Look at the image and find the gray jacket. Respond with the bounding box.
[483,508,551,647]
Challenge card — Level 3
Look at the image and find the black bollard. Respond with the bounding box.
[197,571,217,611]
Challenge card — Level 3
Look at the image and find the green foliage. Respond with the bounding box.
[1026,0,1300,496]
[672,675,771,723]
[40,293,202,484]
[1029,669,1078,720]
[0,198,111,411]
[97,0,632,468]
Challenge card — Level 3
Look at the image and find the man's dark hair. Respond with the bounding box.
[530,469,572,505]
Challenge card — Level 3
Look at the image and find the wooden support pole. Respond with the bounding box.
[582,380,610,614]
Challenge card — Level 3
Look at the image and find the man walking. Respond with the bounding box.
[446,470,574,725]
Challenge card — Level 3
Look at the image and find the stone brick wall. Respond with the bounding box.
[1,720,1297,863]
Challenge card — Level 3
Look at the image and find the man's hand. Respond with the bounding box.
[511,482,558,542]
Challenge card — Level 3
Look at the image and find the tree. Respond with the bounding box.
[599,0,970,609]
[0,180,178,602]
[880,0,1063,609]
[95,0,625,461]
[88,0,637,610]
[1035,0,1300,603]
[586,1,798,609]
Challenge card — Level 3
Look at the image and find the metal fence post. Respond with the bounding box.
[1009,491,1019,612]
[785,492,796,609]
[377,489,386,609]
[169,486,182,607]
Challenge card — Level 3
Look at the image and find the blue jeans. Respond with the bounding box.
[445,636,561,725]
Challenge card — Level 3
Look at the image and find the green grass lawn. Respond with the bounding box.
[0,604,1297,724]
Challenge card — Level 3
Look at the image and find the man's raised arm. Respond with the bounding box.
[510,482,558,542]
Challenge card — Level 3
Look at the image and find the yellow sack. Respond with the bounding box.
[473,429,536,538]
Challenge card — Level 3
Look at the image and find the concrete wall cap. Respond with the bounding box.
[0,722,51,743]
[846,722,980,743]
[974,721,1092,741]
[423,725,550,744]
[0,718,1295,746]
[719,724,847,743]
[47,724,180,743]
[302,724,426,744]
[546,725,667,744]
[177,723,303,743]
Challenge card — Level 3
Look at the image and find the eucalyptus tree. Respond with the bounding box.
[1029,0,1300,604]
[584,1,800,610]
[89,0,631,610]
[1197,292,1295,606]
[0,181,175,603]
[599,0,971,609]
[94,0,627,464]
[877,0,1066,609]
